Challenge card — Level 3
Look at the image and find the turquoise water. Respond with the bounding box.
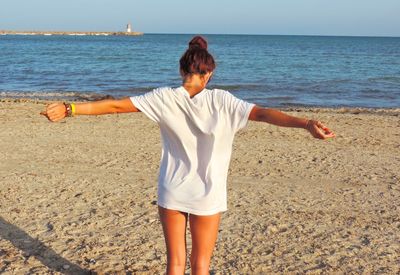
[0,34,399,108]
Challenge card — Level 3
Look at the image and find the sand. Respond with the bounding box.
[0,98,399,274]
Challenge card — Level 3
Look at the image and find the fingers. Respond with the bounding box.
[317,121,329,131]
[314,126,326,139]
[308,120,335,140]
[318,130,335,139]
[40,102,66,122]
[325,132,336,138]
[51,114,65,122]
[318,122,334,135]
[318,122,335,139]
[47,102,61,110]
[316,123,334,138]
[47,113,65,122]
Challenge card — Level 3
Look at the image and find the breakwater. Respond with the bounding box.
[0,30,143,36]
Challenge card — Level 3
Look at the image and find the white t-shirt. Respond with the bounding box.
[130,86,255,215]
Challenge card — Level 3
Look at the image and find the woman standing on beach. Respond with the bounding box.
[41,36,335,274]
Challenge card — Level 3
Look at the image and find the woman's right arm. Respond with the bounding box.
[41,97,140,122]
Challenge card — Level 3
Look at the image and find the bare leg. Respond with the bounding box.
[158,206,188,275]
[189,212,221,275]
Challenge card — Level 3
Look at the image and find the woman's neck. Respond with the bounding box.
[182,72,213,98]
[182,83,205,97]
[182,77,206,98]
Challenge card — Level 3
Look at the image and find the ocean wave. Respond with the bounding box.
[0,91,116,101]
[367,76,400,83]
[102,87,159,94]
[209,84,264,91]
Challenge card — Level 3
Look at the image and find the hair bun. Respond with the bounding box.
[189,36,208,50]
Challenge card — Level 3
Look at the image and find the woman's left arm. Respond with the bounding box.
[248,105,335,139]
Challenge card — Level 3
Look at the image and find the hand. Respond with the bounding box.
[40,102,67,122]
[306,120,335,139]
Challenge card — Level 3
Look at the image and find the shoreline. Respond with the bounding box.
[0,30,143,36]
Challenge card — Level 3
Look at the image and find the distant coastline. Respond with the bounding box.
[0,30,143,36]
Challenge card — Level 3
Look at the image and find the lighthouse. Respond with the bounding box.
[126,23,132,33]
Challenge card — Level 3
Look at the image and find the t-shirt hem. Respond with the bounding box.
[157,202,227,216]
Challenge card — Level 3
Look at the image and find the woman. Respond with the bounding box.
[41,36,335,274]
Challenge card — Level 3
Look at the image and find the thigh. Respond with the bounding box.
[189,212,221,262]
[158,206,188,262]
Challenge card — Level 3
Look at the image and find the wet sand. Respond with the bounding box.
[1,99,399,274]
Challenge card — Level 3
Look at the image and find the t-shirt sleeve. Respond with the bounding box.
[130,88,164,123]
[220,90,255,132]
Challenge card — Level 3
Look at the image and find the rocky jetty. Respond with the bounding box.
[0,30,143,36]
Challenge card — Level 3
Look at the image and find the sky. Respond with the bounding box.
[1,0,399,37]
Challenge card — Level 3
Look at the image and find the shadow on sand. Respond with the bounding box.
[0,217,94,274]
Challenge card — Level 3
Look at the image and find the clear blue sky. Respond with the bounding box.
[1,0,399,37]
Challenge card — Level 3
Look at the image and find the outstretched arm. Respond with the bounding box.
[41,97,139,122]
[248,106,335,139]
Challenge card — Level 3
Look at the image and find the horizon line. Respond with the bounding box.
[147,32,400,38]
[1,29,399,38]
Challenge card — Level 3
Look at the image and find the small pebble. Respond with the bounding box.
[267,225,279,234]
[46,222,54,231]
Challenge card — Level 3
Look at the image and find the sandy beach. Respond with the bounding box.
[0,98,399,274]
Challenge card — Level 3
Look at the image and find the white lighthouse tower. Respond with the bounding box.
[126,23,132,33]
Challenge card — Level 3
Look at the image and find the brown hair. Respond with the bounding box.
[179,36,216,76]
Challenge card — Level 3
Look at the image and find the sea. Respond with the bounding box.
[1,34,399,108]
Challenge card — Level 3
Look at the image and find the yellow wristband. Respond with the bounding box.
[71,103,76,116]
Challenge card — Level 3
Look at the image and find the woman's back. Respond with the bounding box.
[130,86,254,215]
